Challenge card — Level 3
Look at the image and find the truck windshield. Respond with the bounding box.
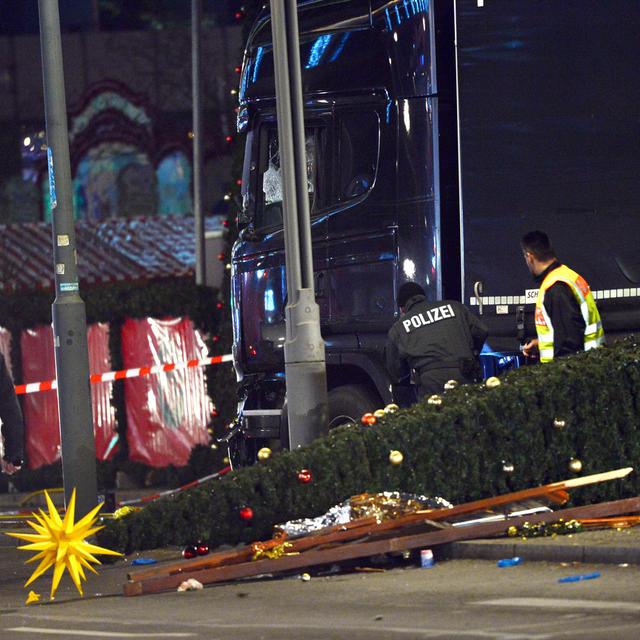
[256,127,321,230]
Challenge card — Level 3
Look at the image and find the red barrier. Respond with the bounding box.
[20,323,117,469]
[89,323,119,461]
[21,326,58,469]
[121,317,211,467]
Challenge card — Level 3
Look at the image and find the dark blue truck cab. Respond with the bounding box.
[229,0,640,463]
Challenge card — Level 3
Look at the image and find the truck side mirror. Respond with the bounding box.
[237,192,253,228]
[237,129,255,229]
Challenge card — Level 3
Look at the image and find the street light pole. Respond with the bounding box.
[192,0,206,285]
[38,0,98,518]
[270,0,328,448]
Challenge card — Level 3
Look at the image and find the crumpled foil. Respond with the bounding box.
[277,492,453,538]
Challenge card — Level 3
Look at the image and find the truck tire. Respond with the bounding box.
[327,384,381,429]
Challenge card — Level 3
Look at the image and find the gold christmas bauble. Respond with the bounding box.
[485,376,501,388]
[389,450,404,465]
[257,447,272,461]
[427,394,443,406]
[553,418,567,430]
[502,462,515,474]
[373,409,386,419]
[444,379,459,391]
[569,458,583,473]
[384,403,399,414]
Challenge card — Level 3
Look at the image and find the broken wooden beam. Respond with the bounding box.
[125,467,632,586]
[123,495,640,596]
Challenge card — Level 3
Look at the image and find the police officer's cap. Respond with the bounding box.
[397,282,425,307]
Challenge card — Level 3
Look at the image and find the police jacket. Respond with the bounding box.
[0,353,24,465]
[385,295,488,382]
[533,261,593,359]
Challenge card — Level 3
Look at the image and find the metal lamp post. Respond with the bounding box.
[269,0,328,448]
[38,0,98,518]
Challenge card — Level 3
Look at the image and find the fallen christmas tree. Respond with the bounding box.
[97,337,640,554]
[122,469,637,596]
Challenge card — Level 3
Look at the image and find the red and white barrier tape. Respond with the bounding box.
[14,354,233,395]
[117,465,232,507]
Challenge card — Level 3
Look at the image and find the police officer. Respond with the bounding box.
[1,352,24,475]
[385,282,488,398]
[520,230,605,362]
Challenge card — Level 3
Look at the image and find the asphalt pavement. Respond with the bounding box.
[2,489,640,639]
[1,548,640,639]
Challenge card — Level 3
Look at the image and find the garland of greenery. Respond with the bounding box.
[97,337,640,554]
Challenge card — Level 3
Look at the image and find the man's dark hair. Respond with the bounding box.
[521,230,557,261]
[397,282,425,308]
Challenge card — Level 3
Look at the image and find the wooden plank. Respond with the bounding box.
[412,468,632,522]
[127,516,379,582]
[126,468,630,583]
[123,495,640,596]
[578,516,640,529]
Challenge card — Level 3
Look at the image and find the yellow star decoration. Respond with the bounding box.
[25,590,41,605]
[6,489,123,600]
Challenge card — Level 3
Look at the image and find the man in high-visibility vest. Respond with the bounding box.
[521,230,605,362]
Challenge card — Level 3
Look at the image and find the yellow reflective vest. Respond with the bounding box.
[535,265,605,363]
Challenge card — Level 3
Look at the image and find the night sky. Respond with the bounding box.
[0,0,247,35]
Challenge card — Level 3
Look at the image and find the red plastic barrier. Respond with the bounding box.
[20,323,117,469]
[88,323,119,461]
[121,317,211,467]
[21,326,58,469]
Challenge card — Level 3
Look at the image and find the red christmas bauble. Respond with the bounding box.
[182,545,197,559]
[196,543,210,556]
[239,506,254,521]
[297,469,312,484]
[361,412,377,426]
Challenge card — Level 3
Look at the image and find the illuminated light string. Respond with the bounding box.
[14,354,233,396]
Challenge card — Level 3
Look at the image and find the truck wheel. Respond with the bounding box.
[327,384,381,429]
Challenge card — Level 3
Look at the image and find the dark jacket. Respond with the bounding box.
[385,295,488,397]
[1,353,24,465]
[535,261,586,358]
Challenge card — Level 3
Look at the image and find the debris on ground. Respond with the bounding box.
[124,467,637,596]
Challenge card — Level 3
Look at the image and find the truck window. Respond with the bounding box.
[338,111,379,201]
[256,126,325,230]
[249,0,370,49]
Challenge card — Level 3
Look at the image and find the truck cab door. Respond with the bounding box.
[326,105,397,338]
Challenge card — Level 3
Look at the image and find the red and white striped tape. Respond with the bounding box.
[14,354,233,395]
[117,465,232,507]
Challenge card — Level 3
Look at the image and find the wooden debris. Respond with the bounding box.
[578,516,640,529]
[124,467,636,596]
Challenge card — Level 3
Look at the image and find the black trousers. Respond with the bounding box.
[416,367,474,399]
